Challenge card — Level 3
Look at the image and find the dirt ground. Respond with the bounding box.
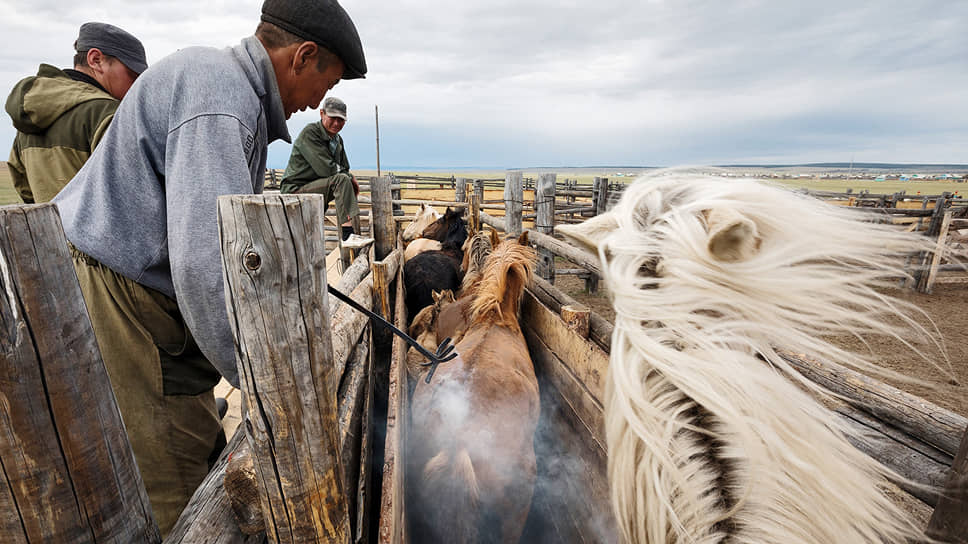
[554,270,968,526]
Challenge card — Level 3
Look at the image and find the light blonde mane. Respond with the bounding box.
[469,235,535,332]
[402,203,441,243]
[559,172,950,544]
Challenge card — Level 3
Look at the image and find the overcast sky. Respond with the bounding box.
[1,0,966,169]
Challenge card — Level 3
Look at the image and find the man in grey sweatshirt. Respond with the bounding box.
[53,0,366,534]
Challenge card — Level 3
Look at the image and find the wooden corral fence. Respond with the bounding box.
[1,174,966,543]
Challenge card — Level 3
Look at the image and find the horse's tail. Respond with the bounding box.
[470,232,535,329]
[419,449,481,543]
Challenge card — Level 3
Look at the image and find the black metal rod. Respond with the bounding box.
[326,284,457,383]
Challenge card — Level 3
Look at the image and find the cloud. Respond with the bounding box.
[2,0,967,169]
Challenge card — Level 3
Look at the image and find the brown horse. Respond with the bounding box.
[406,289,455,391]
[434,226,501,345]
[407,233,539,544]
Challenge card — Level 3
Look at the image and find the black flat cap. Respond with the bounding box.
[261,0,367,80]
[75,22,148,75]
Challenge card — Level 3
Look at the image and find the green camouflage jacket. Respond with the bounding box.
[6,64,118,203]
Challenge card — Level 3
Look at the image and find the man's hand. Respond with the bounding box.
[351,175,359,196]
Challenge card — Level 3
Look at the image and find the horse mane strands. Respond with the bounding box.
[459,227,497,295]
[570,172,946,544]
[469,236,535,331]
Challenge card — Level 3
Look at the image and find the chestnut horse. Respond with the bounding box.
[559,173,947,544]
[402,203,441,243]
[434,226,501,345]
[408,233,539,544]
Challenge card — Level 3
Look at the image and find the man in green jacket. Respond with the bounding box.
[6,22,147,203]
[280,96,360,240]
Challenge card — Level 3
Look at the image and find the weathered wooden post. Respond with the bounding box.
[469,194,481,234]
[926,426,968,543]
[915,193,952,291]
[505,171,524,237]
[0,203,159,543]
[535,173,557,283]
[590,177,601,218]
[473,178,484,202]
[389,174,402,219]
[455,177,468,203]
[371,176,395,261]
[596,177,610,215]
[218,194,348,543]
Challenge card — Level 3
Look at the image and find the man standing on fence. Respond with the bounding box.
[280,96,360,240]
[52,0,366,535]
[5,22,147,204]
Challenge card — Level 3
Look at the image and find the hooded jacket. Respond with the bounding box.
[6,64,118,203]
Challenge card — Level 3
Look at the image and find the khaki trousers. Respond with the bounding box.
[71,248,222,536]
[295,172,360,224]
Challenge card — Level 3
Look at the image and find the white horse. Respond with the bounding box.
[402,203,442,243]
[559,173,947,544]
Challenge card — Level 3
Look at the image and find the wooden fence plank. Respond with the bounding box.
[0,203,159,543]
[218,194,348,544]
[377,264,408,543]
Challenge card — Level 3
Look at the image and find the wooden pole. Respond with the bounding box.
[375,105,381,178]
[535,172,557,283]
[371,176,395,261]
[921,210,953,294]
[469,194,481,234]
[926,426,968,543]
[0,203,159,543]
[455,177,468,203]
[218,194,348,543]
[473,178,484,202]
[505,171,524,237]
[590,177,601,218]
[168,261,376,543]
[596,177,610,215]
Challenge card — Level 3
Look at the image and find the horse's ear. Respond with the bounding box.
[517,231,529,246]
[558,213,618,254]
[420,203,427,211]
[432,290,443,303]
[488,226,500,247]
[703,208,762,262]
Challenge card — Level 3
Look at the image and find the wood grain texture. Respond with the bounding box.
[926,426,968,543]
[781,352,967,457]
[504,171,524,237]
[377,264,408,544]
[370,178,395,261]
[164,428,264,544]
[535,173,556,283]
[218,194,348,544]
[0,203,159,543]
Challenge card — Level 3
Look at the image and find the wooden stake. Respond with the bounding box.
[218,194,348,543]
[535,173,557,283]
[505,171,524,237]
[0,203,158,543]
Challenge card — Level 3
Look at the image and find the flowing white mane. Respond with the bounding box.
[559,173,948,544]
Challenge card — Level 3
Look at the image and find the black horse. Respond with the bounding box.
[404,207,468,321]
